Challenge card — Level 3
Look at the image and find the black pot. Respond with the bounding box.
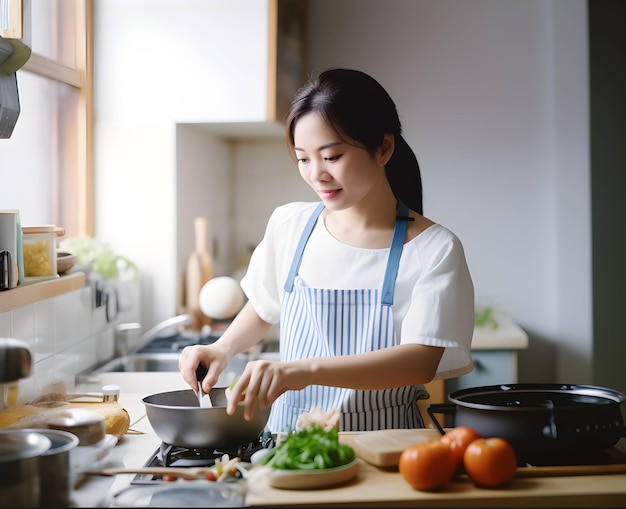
[427,383,626,458]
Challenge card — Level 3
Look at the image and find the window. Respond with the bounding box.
[0,0,93,237]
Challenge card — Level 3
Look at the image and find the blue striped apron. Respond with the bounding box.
[267,202,428,433]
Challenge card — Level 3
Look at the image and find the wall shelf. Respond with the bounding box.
[0,272,86,313]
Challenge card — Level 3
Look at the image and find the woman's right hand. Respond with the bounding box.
[179,344,230,395]
[178,301,274,397]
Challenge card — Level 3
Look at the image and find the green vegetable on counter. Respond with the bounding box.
[474,306,499,329]
[261,425,355,470]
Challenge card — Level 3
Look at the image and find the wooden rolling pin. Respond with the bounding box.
[185,216,213,331]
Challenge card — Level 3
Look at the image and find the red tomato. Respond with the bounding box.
[204,470,217,481]
[463,437,518,487]
[440,426,482,466]
[398,440,456,491]
[162,475,178,482]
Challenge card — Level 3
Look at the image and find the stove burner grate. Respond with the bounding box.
[131,430,274,485]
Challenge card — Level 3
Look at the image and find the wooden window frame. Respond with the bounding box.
[18,0,95,237]
[1,0,23,39]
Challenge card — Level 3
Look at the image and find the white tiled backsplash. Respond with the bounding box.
[0,279,140,404]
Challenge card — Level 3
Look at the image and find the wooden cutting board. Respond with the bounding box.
[351,428,442,467]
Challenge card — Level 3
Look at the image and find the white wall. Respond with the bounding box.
[94,0,591,384]
[94,0,271,328]
[305,0,590,383]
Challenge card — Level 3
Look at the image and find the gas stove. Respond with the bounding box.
[131,430,274,485]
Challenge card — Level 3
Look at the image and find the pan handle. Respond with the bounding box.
[427,403,456,435]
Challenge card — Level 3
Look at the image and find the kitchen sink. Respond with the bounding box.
[89,352,182,373]
[86,350,281,374]
[76,317,280,394]
[78,350,281,394]
[77,352,249,394]
[87,351,250,376]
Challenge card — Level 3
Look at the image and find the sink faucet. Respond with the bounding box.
[113,322,141,357]
[114,314,192,357]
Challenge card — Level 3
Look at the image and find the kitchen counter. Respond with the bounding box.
[471,311,528,350]
[248,433,626,507]
[70,392,163,508]
[70,374,626,508]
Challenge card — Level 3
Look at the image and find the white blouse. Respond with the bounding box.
[240,201,475,379]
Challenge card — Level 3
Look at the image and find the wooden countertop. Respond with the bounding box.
[66,389,626,507]
[246,431,626,507]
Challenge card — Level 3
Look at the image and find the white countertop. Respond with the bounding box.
[71,375,185,507]
[471,313,529,350]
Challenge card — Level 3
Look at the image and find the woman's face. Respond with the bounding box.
[293,112,389,211]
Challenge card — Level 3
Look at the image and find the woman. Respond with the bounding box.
[179,68,474,433]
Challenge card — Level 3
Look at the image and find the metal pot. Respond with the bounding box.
[20,428,79,508]
[0,429,51,507]
[427,383,626,458]
[143,388,271,449]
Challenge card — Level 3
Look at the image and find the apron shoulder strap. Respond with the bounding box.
[284,202,325,292]
[381,201,410,306]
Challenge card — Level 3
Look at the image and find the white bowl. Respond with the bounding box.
[56,251,76,274]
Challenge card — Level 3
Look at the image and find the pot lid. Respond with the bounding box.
[449,383,626,410]
[22,225,65,236]
[46,408,106,446]
[0,430,51,463]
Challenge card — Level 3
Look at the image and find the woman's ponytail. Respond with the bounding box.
[386,134,423,215]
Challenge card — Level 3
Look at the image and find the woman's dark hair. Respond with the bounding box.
[285,68,423,214]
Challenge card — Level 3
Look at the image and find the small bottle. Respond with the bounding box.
[102,384,120,403]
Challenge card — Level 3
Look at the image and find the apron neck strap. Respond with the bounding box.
[284,201,410,303]
[381,201,410,306]
[284,202,325,292]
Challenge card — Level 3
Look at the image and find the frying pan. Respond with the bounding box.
[427,383,626,458]
[142,387,270,449]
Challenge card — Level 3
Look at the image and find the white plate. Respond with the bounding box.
[267,459,359,490]
[71,434,118,488]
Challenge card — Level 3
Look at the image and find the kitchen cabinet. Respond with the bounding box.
[446,350,519,392]
[267,0,307,122]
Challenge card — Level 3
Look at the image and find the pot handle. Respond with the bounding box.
[426,403,456,435]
